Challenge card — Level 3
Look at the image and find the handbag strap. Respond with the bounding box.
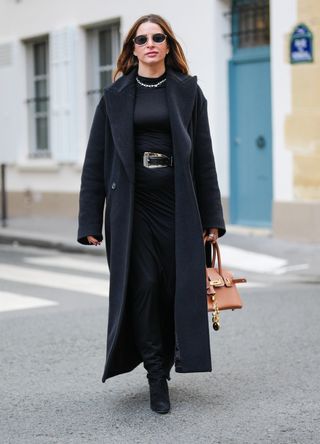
[203,236,222,275]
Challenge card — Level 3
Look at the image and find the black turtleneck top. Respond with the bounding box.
[133,69,175,211]
[134,70,173,157]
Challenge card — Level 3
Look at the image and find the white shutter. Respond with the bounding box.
[0,41,20,164]
[49,26,79,163]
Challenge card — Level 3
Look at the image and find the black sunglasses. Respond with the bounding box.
[132,33,167,46]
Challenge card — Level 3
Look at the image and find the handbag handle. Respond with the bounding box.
[203,236,222,275]
[203,235,247,285]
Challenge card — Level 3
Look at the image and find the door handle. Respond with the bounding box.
[256,135,266,149]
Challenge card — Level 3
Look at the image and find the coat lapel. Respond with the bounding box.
[104,65,198,183]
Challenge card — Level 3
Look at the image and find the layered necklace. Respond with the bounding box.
[136,75,167,88]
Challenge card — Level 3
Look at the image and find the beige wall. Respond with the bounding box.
[272,0,320,241]
[8,191,79,218]
[284,0,320,200]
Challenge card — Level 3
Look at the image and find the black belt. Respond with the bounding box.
[135,151,174,168]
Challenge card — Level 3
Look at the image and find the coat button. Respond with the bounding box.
[111,182,116,190]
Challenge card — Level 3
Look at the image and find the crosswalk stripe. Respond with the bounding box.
[220,245,287,274]
[38,247,289,277]
[240,281,266,288]
[0,264,109,297]
[273,263,309,275]
[0,291,58,313]
[24,256,107,273]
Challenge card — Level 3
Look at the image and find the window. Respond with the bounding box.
[227,0,270,50]
[86,22,120,121]
[26,38,50,158]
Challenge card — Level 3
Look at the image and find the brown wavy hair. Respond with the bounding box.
[113,14,190,81]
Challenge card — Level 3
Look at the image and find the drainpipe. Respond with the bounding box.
[1,164,7,227]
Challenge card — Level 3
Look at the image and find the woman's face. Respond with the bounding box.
[133,22,169,70]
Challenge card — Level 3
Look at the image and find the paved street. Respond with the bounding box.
[0,240,319,443]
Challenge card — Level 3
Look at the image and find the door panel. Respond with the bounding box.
[229,55,272,226]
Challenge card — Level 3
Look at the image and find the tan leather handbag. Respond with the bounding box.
[204,237,247,331]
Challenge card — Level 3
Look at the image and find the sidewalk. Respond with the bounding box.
[0,216,319,279]
[0,216,92,254]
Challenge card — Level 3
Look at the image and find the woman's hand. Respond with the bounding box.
[203,227,219,243]
[87,235,101,246]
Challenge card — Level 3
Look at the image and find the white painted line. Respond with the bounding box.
[24,256,107,273]
[0,264,109,297]
[220,245,287,274]
[273,264,310,275]
[240,281,267,288]
[0,291,58,313]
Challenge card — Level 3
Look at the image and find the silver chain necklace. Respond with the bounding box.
[136,76,167,88]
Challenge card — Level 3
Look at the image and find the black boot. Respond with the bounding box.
[163,359,173,381]
[147,375,171,414]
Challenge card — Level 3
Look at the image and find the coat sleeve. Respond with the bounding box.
[193,85,226,238]
[77,96,106,245]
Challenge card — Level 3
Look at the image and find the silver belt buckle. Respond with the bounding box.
[143,151,169,168]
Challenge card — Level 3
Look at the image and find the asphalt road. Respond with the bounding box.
[0,242,319,443]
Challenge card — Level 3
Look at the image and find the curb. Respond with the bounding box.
[0,232,104,256]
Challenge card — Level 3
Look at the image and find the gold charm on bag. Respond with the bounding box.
[211,294,220,331]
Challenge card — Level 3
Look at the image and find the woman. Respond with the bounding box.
[77,13,226,414]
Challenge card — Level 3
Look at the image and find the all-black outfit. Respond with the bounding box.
[127,70,175,380]
[77,65,226,381]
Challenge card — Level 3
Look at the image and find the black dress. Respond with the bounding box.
[127,70,175,380]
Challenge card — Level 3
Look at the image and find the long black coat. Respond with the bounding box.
[77,65,226,382]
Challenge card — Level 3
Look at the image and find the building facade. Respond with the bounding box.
[0,0,319,241]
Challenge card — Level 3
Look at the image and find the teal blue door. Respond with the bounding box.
[229,47,272,227]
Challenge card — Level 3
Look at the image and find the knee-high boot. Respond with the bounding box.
[128,281,168,380]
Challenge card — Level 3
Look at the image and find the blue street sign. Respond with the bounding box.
[290,24,313,63]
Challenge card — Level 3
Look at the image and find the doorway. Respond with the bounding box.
[229,0,272,227]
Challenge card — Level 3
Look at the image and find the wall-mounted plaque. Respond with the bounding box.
[290,24,313,64]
